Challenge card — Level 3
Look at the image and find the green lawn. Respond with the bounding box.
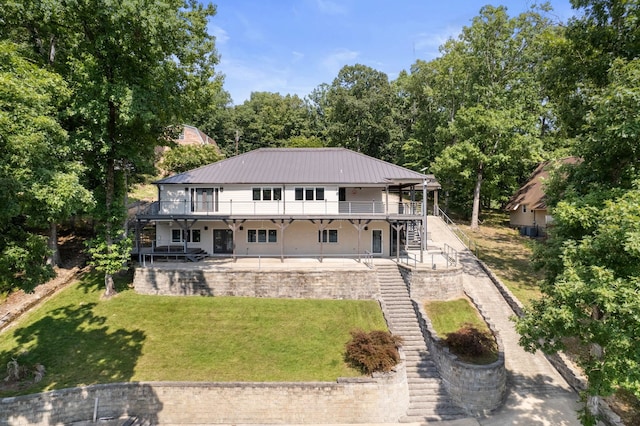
[0,270,386,396]
[424,298,490,337]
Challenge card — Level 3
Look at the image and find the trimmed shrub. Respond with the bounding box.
[444,322,497,360]
[345,329,403,375]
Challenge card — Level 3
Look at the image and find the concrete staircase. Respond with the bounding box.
[376,263,468,423]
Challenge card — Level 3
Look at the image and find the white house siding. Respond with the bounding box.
[154,219,391,258]
[509,206,547,228]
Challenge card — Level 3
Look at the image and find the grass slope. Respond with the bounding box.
[458,212,543,305]
[0,271,386,396]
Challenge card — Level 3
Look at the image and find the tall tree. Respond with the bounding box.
[2,0,220,297]
[229,92,312,155]
[325,64,400,162]
[0,41,90,290]
[415,6,551,225]
[517,2,640,423]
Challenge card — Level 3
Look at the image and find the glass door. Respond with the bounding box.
[213,229,233,254]
[372,229,383,255]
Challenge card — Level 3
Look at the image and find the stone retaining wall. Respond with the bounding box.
[0,368,409,425]
[133,267,379,299]
[398,264,463,301]
[414,295,506,416]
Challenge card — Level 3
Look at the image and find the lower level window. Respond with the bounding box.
[171,229,201,243]
[247,229,277,243]
[318,229,338,243]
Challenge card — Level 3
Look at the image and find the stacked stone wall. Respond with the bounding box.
[133,267,378,299]
[0,369,409,425]
[398,265,463,301]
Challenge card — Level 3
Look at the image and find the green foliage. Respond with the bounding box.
[229,92,313,154]
[518,187,640,401]
[160,144,223,175]
[0,229,54,294]
[86,232,133,276]
[344,329,403,375]
[409,6,550,225]
[325,64,401,162]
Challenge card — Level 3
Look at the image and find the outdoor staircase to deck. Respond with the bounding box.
[376,263,468,423]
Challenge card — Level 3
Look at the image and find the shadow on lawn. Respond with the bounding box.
[0,301,162,423]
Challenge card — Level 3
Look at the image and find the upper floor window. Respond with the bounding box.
[253,187,282,201]
[295,187,325,201]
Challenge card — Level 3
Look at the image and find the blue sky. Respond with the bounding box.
[208,1,577,105]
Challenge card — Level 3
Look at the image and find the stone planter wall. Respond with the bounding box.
[414,295,506,416]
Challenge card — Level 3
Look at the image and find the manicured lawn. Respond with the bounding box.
[0,270,387,396]
[424,298,489,337]
[424,298,498,364]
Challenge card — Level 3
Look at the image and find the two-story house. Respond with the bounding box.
[134,148,440,262]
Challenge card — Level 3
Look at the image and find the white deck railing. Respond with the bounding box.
[142,200,425,217]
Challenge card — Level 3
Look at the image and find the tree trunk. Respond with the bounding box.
[104,272,116,298]
[46,221,61,267]
[470,164,483,230]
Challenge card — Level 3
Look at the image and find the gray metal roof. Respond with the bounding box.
[157,148,439,188]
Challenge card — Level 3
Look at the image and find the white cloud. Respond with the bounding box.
[412,26,462,60]
[315,0,348,15]
[291,51,305,62]
[321,48,360,75]
[209,25,230,45]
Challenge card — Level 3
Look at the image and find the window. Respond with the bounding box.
[263,188,272,200]
[247,229,277,243]
[172,229,201,243]
[253,187,282,201]
[296,187,325,201]
[523,205,527,213]
[318,229,338,243]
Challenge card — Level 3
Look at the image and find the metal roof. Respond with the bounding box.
[157,148,440,187]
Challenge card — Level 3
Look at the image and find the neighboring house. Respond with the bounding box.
[176,125,220,150]
[155,125,221,167]
[134,148,440,261]
[505,157,579,236]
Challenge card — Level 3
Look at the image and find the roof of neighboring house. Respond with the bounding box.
[179,125,217,146]
[156,148,440,188]
[505,157,580,211]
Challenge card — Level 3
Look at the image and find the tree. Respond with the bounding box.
[229,92,313,154]
[160,144,223,175]
[2,0,220,297]
[325,64,400,162]
[414,6,551,225]
[516,3,640,423]
[517,187,640,424]
[0,41,90,290]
